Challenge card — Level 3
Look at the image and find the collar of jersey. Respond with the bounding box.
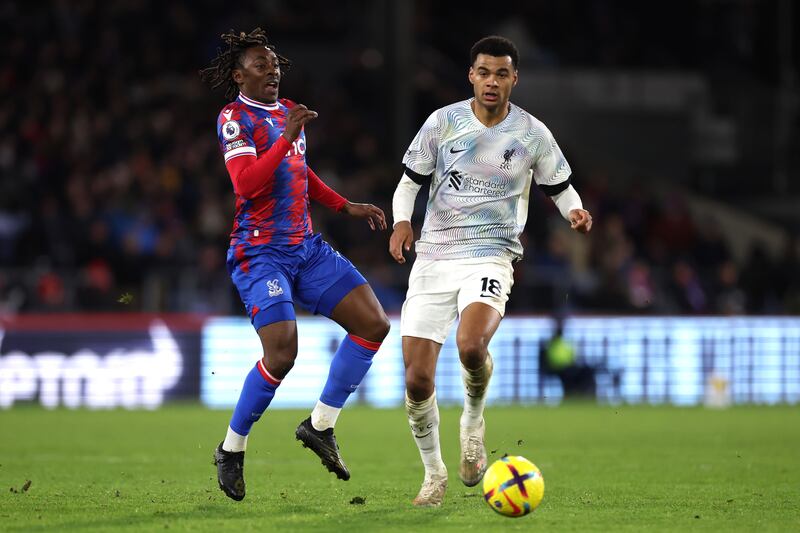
[466,98,515,129]
[238,93,280,111]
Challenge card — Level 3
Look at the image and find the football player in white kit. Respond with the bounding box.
[389,36,592,507]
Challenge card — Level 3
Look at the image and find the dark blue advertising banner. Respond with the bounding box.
[0,315,203,409]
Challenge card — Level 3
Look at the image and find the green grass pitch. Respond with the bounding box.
[0,404,798,532]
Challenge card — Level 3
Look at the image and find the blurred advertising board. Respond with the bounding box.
[201,316,800,408]
[0,315,202,409]
[201,316,404,409]
[2,315,797,409]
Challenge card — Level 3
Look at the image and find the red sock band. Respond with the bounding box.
[257,359,281,385]
[348,334,382,352]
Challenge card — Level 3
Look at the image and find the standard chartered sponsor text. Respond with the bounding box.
[462,176,506,197]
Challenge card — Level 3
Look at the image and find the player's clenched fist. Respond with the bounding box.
[568,208,593,234]
[282,104,318,142]
[389,221,414,264]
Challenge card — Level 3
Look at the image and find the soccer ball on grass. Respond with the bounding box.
[482,455,544,517]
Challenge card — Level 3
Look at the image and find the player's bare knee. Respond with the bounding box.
[354,312,390,343]
[261,351,296,379]
[267,358,294,380]
[406,382,434,402]
[405,366,435,400]
[373,313,391,341]
[457,337,489,369]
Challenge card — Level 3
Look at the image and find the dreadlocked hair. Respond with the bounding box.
[199,27,292,101]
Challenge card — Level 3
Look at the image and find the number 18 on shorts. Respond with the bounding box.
[400,257,514,344]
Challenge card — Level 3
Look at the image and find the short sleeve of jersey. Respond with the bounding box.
[531,125,571,189]
[402,111,439,178]
[217,107,256,163]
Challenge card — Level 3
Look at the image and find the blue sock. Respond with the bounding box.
[229,360,281,436]
[320,334,380,408]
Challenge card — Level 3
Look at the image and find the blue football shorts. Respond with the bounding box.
[227,233,367,330]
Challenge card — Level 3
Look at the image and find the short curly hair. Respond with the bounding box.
[470,36,519,69]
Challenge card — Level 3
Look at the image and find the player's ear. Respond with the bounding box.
[513,70,518,87]
[232,68,244,84]
[468,66,475,85]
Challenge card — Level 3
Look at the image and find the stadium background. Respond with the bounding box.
[1,2,799,531]
[1,0,797,409]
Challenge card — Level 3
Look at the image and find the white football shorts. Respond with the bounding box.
[400,257,514,344]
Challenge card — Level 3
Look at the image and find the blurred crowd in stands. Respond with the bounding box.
[1,0,798,315]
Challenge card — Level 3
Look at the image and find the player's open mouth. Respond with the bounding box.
[483,92,498,102]
[266,81,279,88]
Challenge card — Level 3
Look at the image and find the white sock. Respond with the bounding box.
[222,426,248,453]
[406,392,447,477]
[311,400,341,431]
[460,353,493,429]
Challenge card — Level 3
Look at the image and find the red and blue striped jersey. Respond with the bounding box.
[217,94,311,248]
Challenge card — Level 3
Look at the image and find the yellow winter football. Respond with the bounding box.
[482,456,544,517]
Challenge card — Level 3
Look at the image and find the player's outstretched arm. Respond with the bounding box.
[341,202,387,231]
[389,221,414,264]
[550,184,592,234]
[389,174,422,264]
[307,167,348,212]
[306,168,385,230]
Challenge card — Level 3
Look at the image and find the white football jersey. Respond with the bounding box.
[402,99,571,261]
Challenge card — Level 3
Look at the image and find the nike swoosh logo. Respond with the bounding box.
[415,432,433,439]
[450,147,468,153]
[479,294,496,298]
